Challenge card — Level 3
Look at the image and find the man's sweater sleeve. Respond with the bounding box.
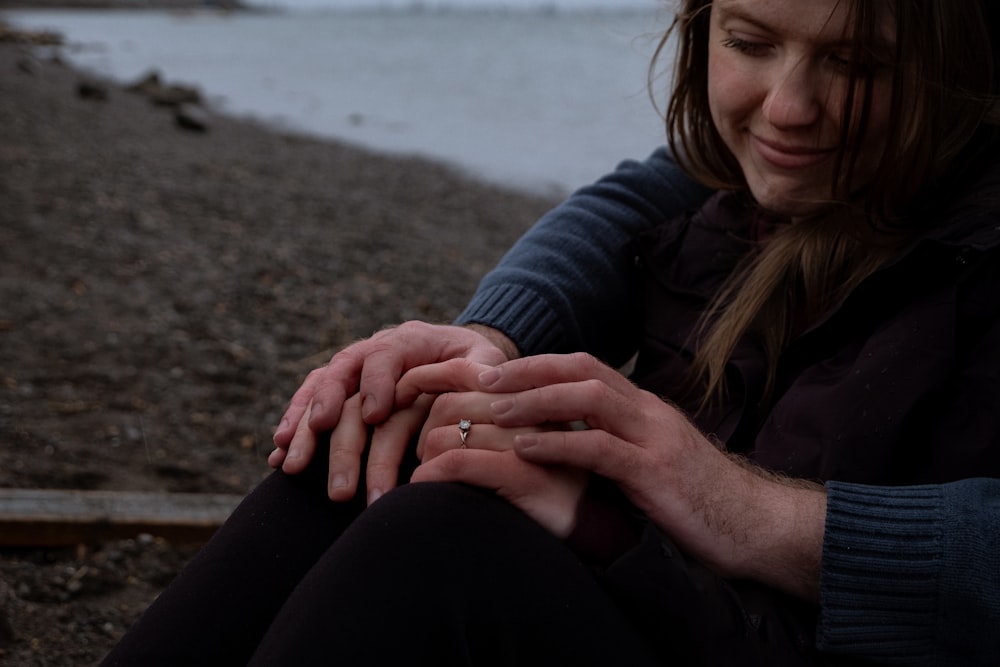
[818,478,1000,665]
[455,146,711,364]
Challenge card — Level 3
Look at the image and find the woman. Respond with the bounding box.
[106,1,1000,664]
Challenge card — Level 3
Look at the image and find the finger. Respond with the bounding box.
[513,428,644,488]
[488,378,640,434]
[267,446,288,469]
[411,450,583,538]
[479,353,633,394]
[365,394,434,504]
[410,448,527,490]
[307,327,412,433]
[327,394,368,501]
[281,401,319,475]
[395,358,495,407]
[415,389,504,454]
[273,368,323,448]
[354,321,490,425]
[420,422,542,461]
[316,322,501,429]
[306,344,368,433]
[354,326,413,424]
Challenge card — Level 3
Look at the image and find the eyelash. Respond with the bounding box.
[721,36,770,57]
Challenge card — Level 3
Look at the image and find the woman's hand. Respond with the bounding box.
[269,322,517,503]
[398,353,827,601]
[408,385,588,538]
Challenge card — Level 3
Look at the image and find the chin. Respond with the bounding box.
[748,181,833,219]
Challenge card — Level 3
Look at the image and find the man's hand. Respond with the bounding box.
[398,353,827,600]
[269,321,517,502]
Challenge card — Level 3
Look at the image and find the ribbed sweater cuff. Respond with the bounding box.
[817,481,944,663]
[454,284,564,356]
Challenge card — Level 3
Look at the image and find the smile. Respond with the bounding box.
[751,134,836,170]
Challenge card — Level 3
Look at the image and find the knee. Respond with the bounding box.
[358,481,497,545]
[343,481,546,571]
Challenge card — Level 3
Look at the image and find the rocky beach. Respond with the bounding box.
[0,24,558,664]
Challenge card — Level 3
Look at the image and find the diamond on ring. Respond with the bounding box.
[458,419,472,448]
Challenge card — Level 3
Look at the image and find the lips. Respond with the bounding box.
[751,134,836,169]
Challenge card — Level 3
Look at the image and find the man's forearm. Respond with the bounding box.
[463,323,521,361]
[456,147,712,361]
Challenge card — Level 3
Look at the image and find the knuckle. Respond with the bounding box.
[434,451,465,477]
[328,448,358,466]
[422,433,449,460]
[570,351,601,373]
[330,341,367,365]
[396,320,428,340]
[592,430,636,468]
[366,460,394,476]
[430,391,461,416]
[579,378,609,402]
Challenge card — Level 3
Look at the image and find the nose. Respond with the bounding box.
[762,61,824,129]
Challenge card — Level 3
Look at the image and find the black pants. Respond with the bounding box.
[101,453,665,666]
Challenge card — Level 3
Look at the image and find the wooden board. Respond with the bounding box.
[0,488,244,546]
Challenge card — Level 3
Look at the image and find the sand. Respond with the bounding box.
[0,29,559,664]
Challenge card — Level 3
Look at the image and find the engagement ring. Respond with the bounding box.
[458,418,472,448]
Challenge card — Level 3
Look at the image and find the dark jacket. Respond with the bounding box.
[631,175,1000,487]
[591,166,1000,666]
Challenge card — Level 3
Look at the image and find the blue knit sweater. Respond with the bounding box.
[455,147,1000,665]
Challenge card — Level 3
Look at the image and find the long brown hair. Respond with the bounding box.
[652,0,999,407]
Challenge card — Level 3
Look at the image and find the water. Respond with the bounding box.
[4,4,677,195]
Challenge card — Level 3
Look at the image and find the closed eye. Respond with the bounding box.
[721,36,772,57]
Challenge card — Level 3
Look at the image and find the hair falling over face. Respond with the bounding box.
[650,0,1000,409]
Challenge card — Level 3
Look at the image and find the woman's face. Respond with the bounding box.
[707,0,896,217]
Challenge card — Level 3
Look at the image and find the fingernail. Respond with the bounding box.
[479,367,501,387]
[330,473,349,491]
[491,398,513,415]
[311,402,323,420]
[361,394,377,420]
[368,488,383,505]
[272,418,289,441]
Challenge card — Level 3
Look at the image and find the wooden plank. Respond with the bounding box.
[0,489,244,547]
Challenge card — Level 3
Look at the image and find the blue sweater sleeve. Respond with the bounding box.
[818,478,1000,665]
[454,147,712,364]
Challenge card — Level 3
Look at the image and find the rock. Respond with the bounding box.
[174,103,210,132]
[125,70,163,96]
[77,79,108,101]
[149,83,201,107]
[126,69,202,107]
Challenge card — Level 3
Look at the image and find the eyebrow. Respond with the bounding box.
[713,2,776,36]
[713,0,897,54]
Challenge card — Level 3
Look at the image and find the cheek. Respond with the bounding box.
[707,52,741,132]
[707,60,757,154]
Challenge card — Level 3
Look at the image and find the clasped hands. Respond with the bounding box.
[269,322,825,599]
